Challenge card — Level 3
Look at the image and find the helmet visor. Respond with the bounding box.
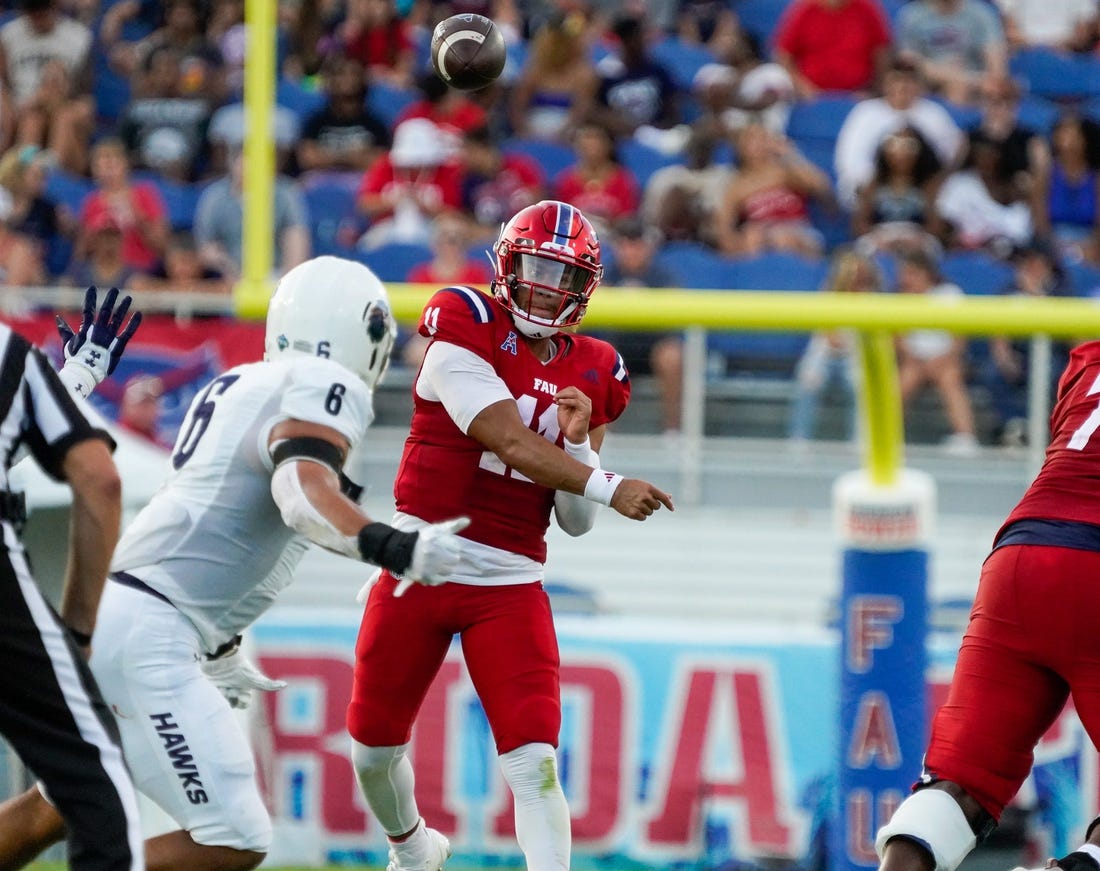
[514,252,592,296]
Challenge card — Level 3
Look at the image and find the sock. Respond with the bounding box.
[351,741,421,838]
[499,743,571,871]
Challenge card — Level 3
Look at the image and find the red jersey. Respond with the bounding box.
[394,285,630,563]
[81,183,167,271]
[774,0,891,92]
[1002,341,1100,532]
[552,167,640,224]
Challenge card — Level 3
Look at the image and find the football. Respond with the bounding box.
[430,13,506,91]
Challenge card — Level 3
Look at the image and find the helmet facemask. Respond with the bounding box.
[495,243,601,339]
[360,299,397,391]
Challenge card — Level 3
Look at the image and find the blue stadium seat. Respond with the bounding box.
[93,62,131,126]
[1016,95,1060,135]
[354,242,433,282]
[1067,261,1100,297]
[618,139,680,189]
[728,251,829,291]
[735,0,792,45]
[791,138,837,181]
[650,38,716,91]
[652,241,735,289]
[276,78,327,124]
[1009,48,1100,101]
[785,94,859,141]
[931,96,981,131]
[366,82,419,130]
[44,170,94,214]
[940,250,1013,295]
[501,138,575,186]
[785,95,857,182]
[150,178,208,232]
[303,181,362,256]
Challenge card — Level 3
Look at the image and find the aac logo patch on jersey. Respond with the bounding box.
[501,331,518,356]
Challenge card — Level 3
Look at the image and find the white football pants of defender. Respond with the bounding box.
[89,581,272,852]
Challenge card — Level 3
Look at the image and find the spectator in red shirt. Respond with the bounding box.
[459,125,545,239]
[553,121,640,232]
[774,0,893,98]
[336,0,415,89]
[395,71,489,155]
[78,137,168,273]
[357,117,464,249]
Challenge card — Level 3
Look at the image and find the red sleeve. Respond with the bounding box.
[80,192,104,225]
[866,0,892,44]
[612,168,640,217]
[407,263,432,282]
[359,158,392,197]
[438,163,464,209]
[774,1,807,54]
[553,169,582,204]
[132,182,166,222]
[507,154,545,189]
[418,286,500,362]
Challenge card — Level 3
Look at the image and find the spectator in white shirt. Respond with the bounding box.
[996,0,1097,52]
[835,56,964,208]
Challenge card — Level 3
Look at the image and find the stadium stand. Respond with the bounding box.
[1008,48,1100,102]
[940,250,1015,296]
[501,137,575,185]
[354,241,434,282]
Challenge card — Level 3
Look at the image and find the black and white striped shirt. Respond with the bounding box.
[0,323,112,493]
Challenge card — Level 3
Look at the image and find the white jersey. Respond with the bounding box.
[110,356,373,652]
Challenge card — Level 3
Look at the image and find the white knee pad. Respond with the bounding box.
[875,789,976,871]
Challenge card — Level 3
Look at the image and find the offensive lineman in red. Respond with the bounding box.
[346,200,673,871]
[876,340,1100,871]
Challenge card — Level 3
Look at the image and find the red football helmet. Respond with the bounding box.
[491,200,603,339]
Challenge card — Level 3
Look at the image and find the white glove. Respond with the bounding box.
[395,516,470,595]
[200,646,287,710]
[56,287,142,398]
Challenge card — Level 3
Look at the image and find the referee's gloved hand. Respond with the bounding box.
[56,286,143,397]
[201,645,287,710]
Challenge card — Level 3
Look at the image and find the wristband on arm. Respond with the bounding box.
[584,468,624,505]
[357,522,419,575]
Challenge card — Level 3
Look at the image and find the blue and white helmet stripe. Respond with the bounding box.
[552,202,576,246]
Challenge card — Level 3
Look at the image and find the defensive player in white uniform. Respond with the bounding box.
[0,257,468,871]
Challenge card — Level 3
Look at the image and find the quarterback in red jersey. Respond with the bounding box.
[876,340,1100,871]
[347,200,673,871]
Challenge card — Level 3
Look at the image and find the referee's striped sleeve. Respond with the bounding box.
[20,347,115,481]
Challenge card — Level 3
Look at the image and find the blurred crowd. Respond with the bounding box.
[2,0,1099,447]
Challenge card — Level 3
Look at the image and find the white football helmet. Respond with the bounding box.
[265,256,398,390]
